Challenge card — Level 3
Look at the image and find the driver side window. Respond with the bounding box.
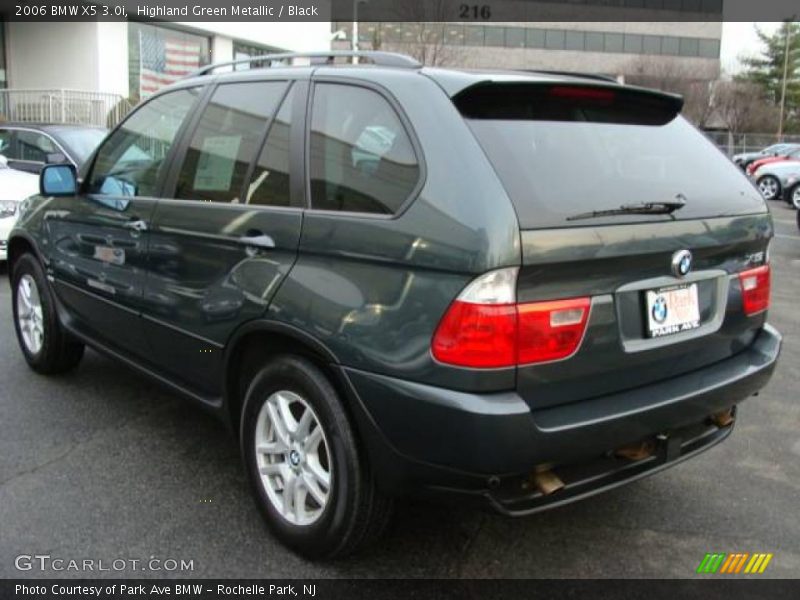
[88,88,200,197]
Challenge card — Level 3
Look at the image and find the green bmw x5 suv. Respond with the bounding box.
[8,52,781,559]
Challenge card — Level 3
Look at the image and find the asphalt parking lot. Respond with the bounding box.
[0,204,798,579]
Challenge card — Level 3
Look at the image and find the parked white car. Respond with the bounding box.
[0,155,40,261]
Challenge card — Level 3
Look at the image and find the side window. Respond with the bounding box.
[246,86,294,207]
[175,81,287,203]
[88,88,199,197]
[0,130,13,158]
[309,83,420,214]
[16,131,57,163]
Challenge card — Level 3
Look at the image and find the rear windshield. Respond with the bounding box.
[458,84,765,229]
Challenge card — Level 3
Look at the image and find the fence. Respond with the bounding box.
[705,131,800,157]
[0,89,132,128]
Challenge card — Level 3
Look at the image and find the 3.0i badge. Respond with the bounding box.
[672,250,693,278]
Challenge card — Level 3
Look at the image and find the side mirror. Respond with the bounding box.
[40,164,78,196]
[46,152,68,165]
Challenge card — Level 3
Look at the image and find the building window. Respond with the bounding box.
[585,32,604,52]
[565,31,585,51]
[464,25,485,47]
[545,30,566,50]
[623,34,643,54]
[445,25,465,45]
[526,28,546,49]
[661,36,680,56]
[642,35,662,55]
[605,33,624,53]
[484,26,505,47]
[128,22,211,102]
[505,27,526,48]
[679,37,699,57]
[698,38,720,58]
[233,41,283,71]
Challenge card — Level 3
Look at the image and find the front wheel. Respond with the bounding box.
[757,175,781,201]
[11,253,84,374]
[240,355,392,559]
[789,183,800,210]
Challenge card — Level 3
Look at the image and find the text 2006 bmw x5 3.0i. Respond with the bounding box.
[8,52,781,559]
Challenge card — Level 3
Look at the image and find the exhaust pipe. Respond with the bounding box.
[712,408,735,428]
[614,440,656,461]
[531,466,565,496]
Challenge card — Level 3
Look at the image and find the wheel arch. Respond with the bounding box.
[7,233,44,280]
[223,320,347,439]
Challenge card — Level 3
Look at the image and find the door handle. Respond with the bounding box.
[238,232,275,249]
[123,219,148,233]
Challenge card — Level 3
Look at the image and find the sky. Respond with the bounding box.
[721,22,781,75]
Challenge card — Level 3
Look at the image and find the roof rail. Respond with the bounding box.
[526,70,620,83]
[188,51,422,78]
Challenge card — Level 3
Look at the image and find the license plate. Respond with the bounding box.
[645,283,701,338]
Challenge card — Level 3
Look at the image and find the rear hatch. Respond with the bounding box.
[454,80,772,410]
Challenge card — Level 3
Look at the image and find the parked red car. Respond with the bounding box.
[747,148,800,175]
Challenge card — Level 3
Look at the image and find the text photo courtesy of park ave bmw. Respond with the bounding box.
[0,0,799,596]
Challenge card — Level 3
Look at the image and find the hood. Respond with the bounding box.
[0,166,40,201]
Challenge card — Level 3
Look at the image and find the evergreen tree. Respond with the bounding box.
[740,22,800,133]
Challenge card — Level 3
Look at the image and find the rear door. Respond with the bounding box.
[457,82,772,410]
[142,77,305,396]
[47,88,201,358]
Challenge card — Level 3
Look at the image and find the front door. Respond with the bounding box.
[47,87,202,358]
[142,78,306,396]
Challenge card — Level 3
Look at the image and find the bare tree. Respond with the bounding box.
[624,56,716,127]
[713,81,779,135]
[369,0,464,66]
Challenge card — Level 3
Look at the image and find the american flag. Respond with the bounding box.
[139,30,202,97]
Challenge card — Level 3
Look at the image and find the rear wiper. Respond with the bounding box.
[566,195,687,221]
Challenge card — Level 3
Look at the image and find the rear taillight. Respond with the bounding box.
[739,265,771,316]
[431,268,591,368]
[517,297,591,364]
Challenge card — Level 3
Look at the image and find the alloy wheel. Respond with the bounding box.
[793,186,800,209]
[758,177,779,200]
[16,274,45,355]
[254,390,332,526]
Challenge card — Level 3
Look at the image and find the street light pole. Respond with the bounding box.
[777,22,791,140]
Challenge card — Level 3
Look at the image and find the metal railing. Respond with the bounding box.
[705,131,800,156]
[0,89,132,128]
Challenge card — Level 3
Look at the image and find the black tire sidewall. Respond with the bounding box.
[240,356,360,558]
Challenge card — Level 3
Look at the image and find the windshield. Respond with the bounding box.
[458,85,765,229]
[57,128,108,164]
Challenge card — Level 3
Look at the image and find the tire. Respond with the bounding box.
[756,175,781,201]
[11,253,84,374]
[789,183,800,210]
[240,355,393,559]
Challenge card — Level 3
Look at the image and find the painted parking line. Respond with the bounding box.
[774,234,798,240]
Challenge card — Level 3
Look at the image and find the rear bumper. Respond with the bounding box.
[339,323,781,514]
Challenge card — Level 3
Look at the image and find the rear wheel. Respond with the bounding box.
[11,253,84,374]
[757,175,780,201]
[240,355,392,559]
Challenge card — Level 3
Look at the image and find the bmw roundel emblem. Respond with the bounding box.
[671,250,693,278]
[652,296,668,324]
